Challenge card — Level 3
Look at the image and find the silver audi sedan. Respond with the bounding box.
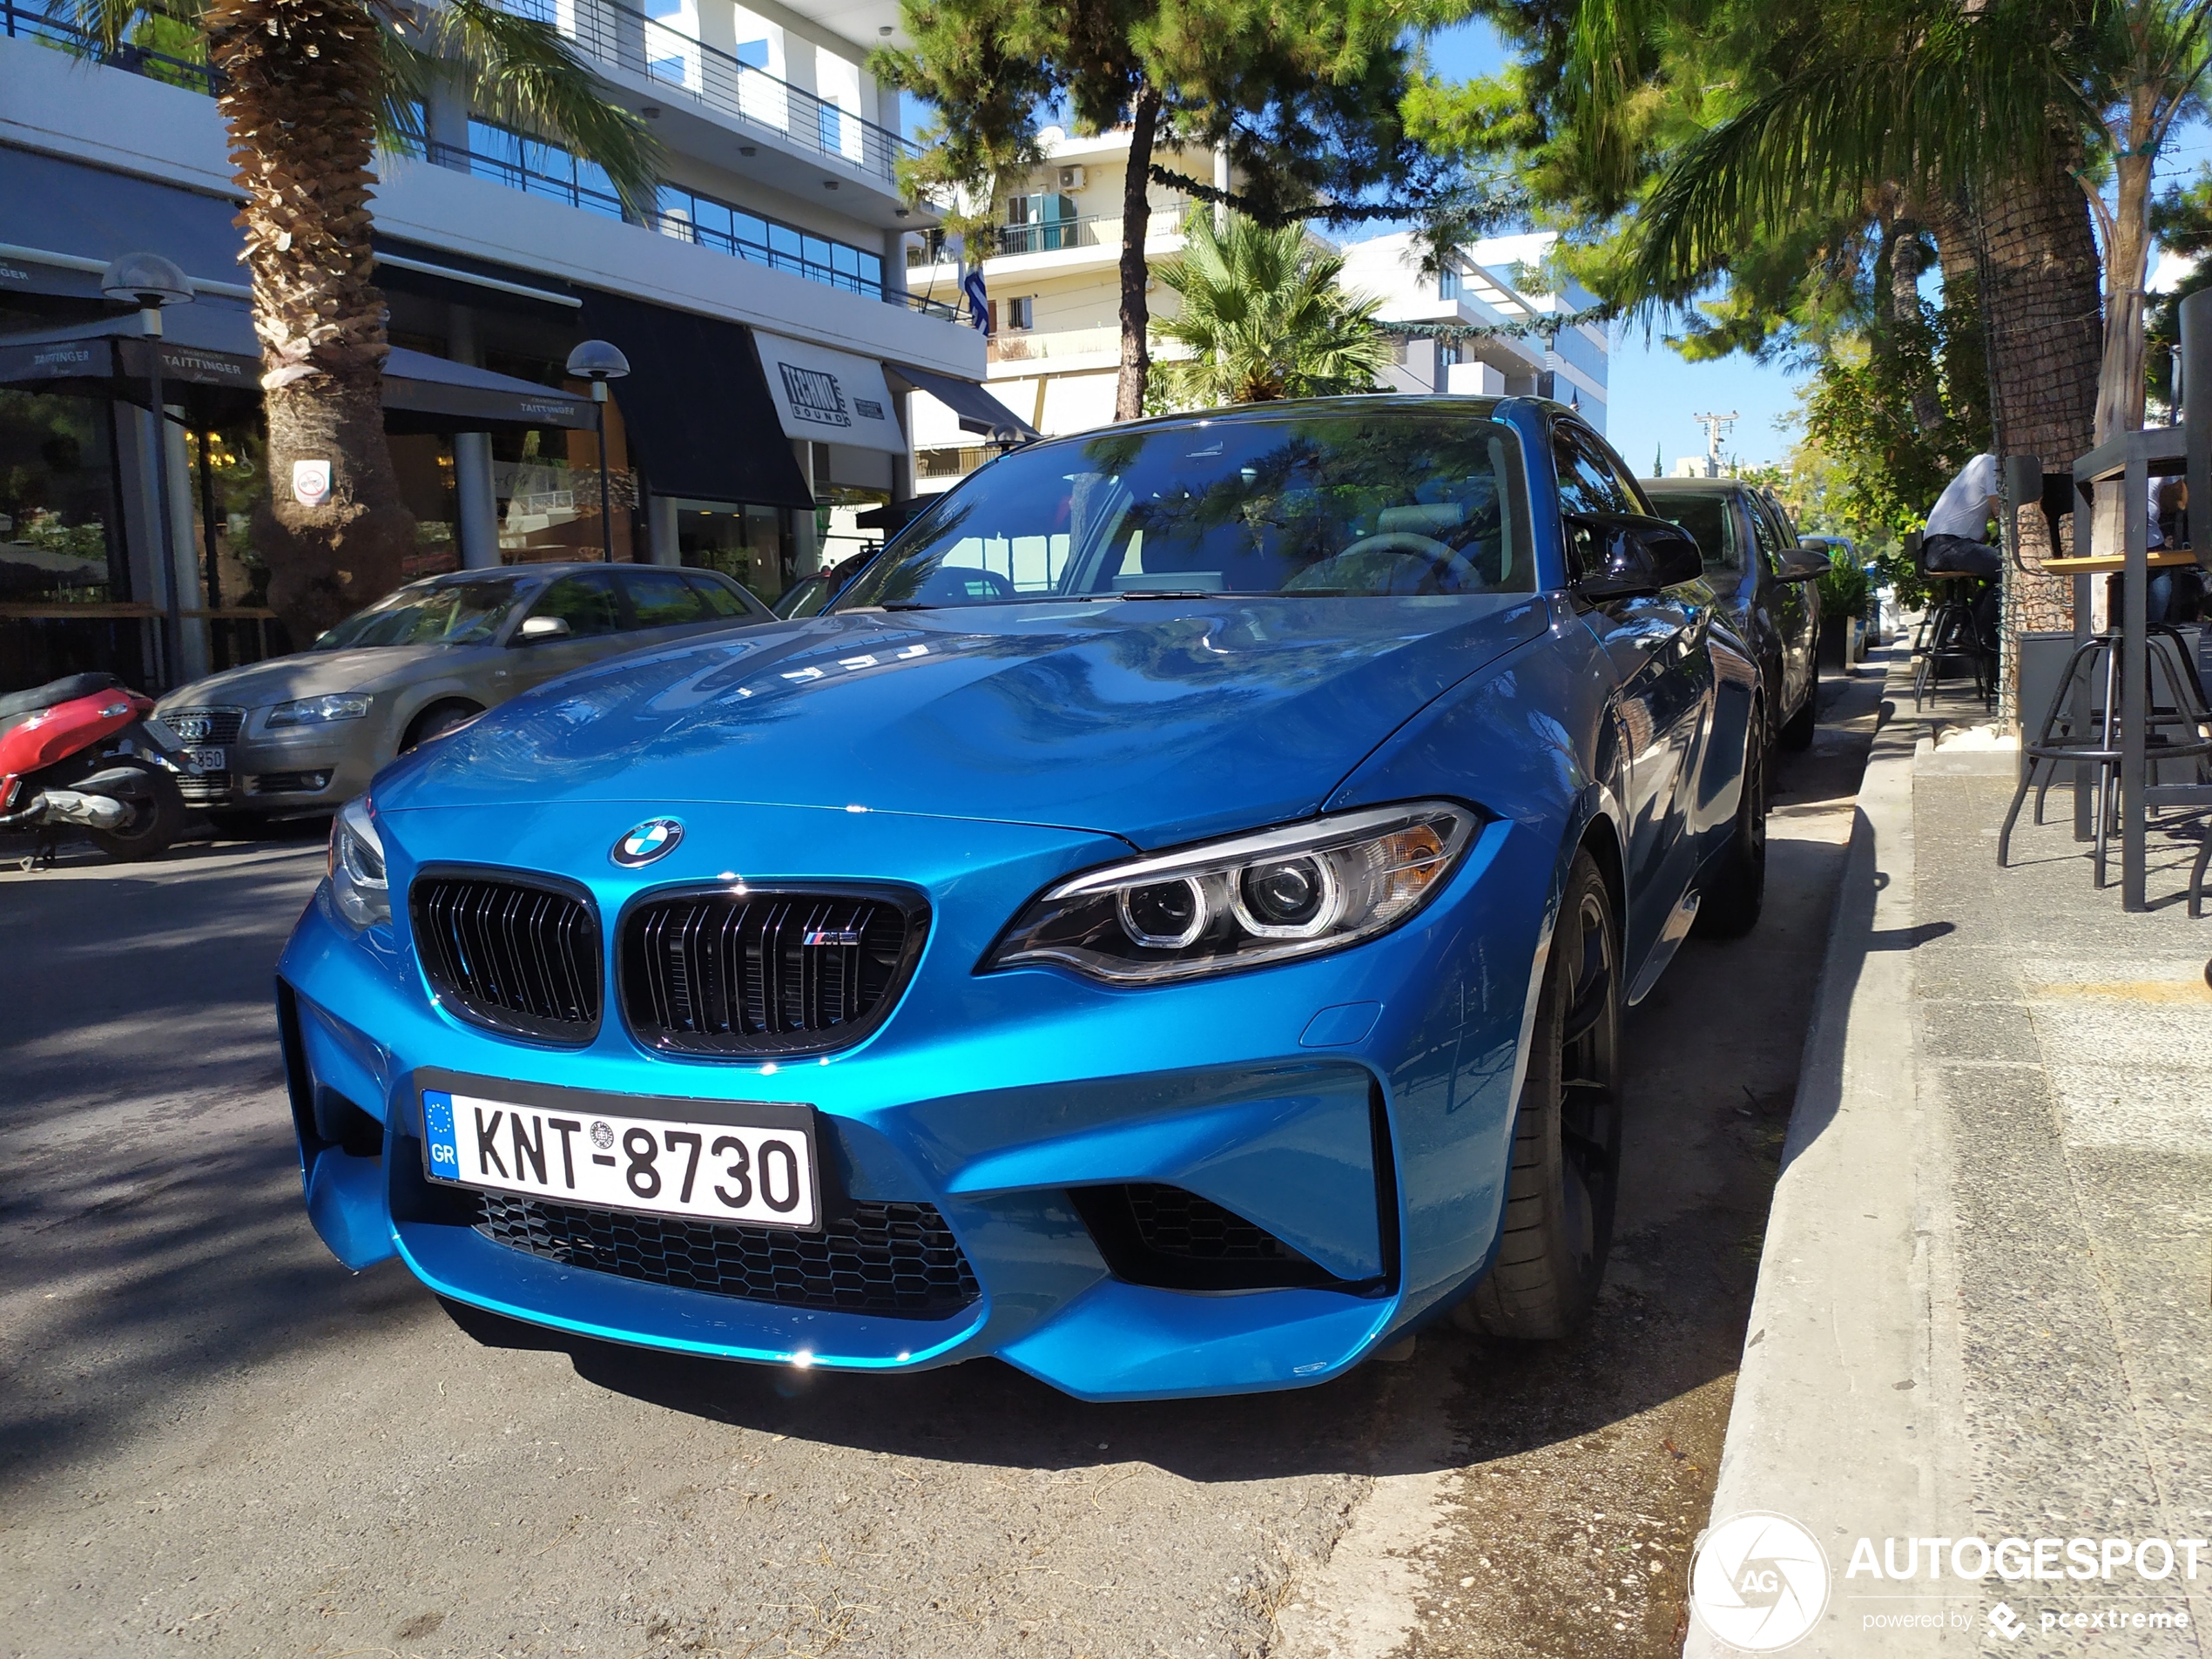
[158,561,772,832]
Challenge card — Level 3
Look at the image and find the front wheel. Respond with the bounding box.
[1457,848,1622,1340]
[86,760,185,861]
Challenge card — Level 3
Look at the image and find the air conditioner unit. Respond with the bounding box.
[1057,165,1087,192]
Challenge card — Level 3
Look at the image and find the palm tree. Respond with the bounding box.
[1147,214,1390,409]
[63,0,658,640]
[1623,0,2212,448]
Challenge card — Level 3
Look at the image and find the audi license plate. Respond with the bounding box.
[184,745,226,772]
[421,1081,819,1230]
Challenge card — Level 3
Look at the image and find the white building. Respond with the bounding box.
[1337,229,1609,431]
[898,143,1611,491]
[0,0,1001,689]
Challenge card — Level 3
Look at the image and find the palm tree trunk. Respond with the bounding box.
[1974,149,2101,717]
[2094,148,2155,443]
[1115,83,1162,421]
[207,0,415,645]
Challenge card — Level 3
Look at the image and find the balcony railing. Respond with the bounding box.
[506,0,910,185]
[909,200,1193,266]
[3,0,219,94]
[428,140,961,320]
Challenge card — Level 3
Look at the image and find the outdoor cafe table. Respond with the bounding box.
[2060,422,2211,910]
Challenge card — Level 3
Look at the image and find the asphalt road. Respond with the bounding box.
[0,667,1882,1659]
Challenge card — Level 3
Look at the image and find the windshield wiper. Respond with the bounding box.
[1097,589,1224,601]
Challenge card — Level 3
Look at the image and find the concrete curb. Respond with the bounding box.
[1684,653,1966,1657]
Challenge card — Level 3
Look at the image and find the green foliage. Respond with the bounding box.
[2147,162,2212,410]
[1817,545,1874,617]
[1146,214,1390,409]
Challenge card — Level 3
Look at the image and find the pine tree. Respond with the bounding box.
[876,0,1433,419]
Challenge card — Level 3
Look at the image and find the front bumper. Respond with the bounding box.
[179,725,375,813]
[276,799,1550,1400]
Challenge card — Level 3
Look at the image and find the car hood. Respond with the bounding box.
[158,644,468,711]
[375,597,1549,846]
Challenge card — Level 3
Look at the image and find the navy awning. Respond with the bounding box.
[0,306,592,431]
[577,290,813,509]
[886,360,1041,440]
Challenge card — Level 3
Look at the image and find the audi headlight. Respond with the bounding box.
[269,693,372,729]
[327,795,389,930]
[984,802,1479,984]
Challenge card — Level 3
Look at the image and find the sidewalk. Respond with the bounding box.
[1690,644,2212,1657]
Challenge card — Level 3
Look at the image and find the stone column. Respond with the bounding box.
[792,439,820,572]
[649,493,681,565]
[448,306,502,569]
[162,406,210,684]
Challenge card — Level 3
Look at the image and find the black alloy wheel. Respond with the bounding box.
[85,759,185,861]
[1460,848,1622,1339]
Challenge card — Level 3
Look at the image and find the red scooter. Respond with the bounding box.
[0,672,190,862]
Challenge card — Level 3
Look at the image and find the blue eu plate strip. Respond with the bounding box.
[422,1089,460,1184]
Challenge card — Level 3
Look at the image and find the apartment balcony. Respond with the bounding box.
[908,199,1195,280]
[509,0,915,217]
[986,324,1121,368]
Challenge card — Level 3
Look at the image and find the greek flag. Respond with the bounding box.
[961,262,991,334]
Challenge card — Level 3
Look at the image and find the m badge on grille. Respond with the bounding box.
[611,817,685,867]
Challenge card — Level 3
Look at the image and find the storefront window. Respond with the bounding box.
[388,434,461,578]
[0,389,122,606]
[679,503,786,602]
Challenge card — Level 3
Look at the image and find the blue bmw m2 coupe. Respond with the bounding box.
[277,395,1765,1400]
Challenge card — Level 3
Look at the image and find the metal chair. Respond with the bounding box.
[1911,543,1996,711]
[1999,625,2212,898]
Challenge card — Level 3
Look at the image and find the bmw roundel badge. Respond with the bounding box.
[611,817,685,867]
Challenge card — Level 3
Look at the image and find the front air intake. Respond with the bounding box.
[410,873,602,1043]
[620,887,925,1057]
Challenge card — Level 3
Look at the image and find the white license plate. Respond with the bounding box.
[185,745,226,772]
[421,1083,819,1230]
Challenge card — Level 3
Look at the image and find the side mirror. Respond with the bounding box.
[514,615,571,644]
[1776,544,1832,582]
[1571,513,1705,600]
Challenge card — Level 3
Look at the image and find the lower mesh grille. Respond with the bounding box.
[1124,1184,1309,1263]
[473,1191,981,1318]
[1069,1183,1341,1292]
[179,771,232,803]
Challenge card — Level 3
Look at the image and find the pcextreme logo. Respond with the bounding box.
[1690,1511,1833,1652]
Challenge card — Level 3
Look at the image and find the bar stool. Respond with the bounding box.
[1912,546,1995,711]
[1998,625,2212,896]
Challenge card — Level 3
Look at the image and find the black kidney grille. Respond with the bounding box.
[412,876,602,1042]
[473,1191,981,1318]
[624,892,919,1055]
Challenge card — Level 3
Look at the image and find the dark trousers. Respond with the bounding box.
[1922,534,2000,646]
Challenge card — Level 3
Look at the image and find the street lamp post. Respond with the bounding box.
[565,340,631,563]
[101,252,194,688]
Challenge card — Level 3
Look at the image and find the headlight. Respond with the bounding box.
[268,694,372,729]
[327,796,390,930]
[983,801,1479,984]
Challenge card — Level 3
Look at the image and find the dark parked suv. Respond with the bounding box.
[1645,476,1826,750]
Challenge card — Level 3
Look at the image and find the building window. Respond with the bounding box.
[1439,266,1461,301]
[462,118,624,219]
[1007,295,1035,332]
[653,181,885,298]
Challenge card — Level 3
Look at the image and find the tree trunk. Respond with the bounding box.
[207,0,415,646]
[2094,147,2154,443]
[1974,149,2102,717]
[1887,215,1947,435]
[1115,83,1162,422]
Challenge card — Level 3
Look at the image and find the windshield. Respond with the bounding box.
[1650,492,1743,572]
[313,575,533,650]
[836,414,1528,610]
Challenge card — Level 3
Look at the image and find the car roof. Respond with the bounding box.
[416,562,742,585]
[1644,476,1764,498]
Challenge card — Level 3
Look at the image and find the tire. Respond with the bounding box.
[1778,687,1817,752]
[85,760,185,861]
[1458,848,1622,1340]
[1694,711,1767,938]
[401,700,482,752]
